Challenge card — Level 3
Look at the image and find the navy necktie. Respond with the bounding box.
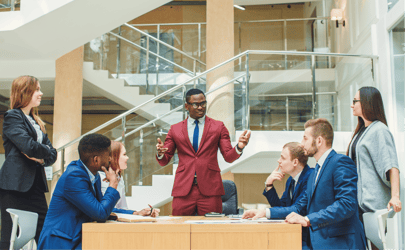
[314,163,320,185]
[290,179,296,199]
[193,119,199,153]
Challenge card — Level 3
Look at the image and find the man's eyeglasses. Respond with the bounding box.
[352,99,361,105]
[187,101,207,109]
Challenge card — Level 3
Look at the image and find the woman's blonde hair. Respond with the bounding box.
[10,75,46,133]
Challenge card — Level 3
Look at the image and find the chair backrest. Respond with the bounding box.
[221,180,238,215]
[363,209,398,250]
[6,208,38,250]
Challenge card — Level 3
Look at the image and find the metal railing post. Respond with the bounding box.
[284,20,288,70]
[198,23,201,62]
[239,22,242,71]
[121,116,126,145]
[241,77,246,130]
[146,36,150,93]
[311,55,316,119]
[139,129,143,185]
[245,53,250,129]
[156,25,160,96]
[116,26,121,78]
[326,19,331,68]
[286,96,289,131]
[10,0,15,11]
[182,85,187,120]
[193,60,197,88]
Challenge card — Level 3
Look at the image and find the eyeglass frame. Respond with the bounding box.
[352,99,361,105]
[187,101,207,109]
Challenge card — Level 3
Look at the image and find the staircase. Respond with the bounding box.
[0,0,171,78]
[54,50,376,211]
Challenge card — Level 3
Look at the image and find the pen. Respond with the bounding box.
[148,204,154,216]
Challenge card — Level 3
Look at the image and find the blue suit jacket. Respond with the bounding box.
[263,164,313,217]
[263,164,313,245]
[292,150,366,249]
[38,160,120,250]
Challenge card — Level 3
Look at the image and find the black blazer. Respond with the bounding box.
[0,108,57,192]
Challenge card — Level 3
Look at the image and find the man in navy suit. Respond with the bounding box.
[38,134,121,250]
[285,118,366,249]
[243,142,313,247]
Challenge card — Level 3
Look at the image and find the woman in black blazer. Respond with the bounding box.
[0,76,57,249]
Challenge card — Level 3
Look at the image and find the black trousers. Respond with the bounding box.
[0,184,48,250]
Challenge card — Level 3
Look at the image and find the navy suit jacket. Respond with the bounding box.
[263,164,313,244]
[292,150,366,249]
[263,164,313,217]
[38,160,120,250]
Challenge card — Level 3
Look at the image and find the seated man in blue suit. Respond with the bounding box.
[284,118,366,249]
[38,134,121,250]
[244,142,313,247]
[243,119,366,250]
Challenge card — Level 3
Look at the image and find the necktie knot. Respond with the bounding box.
[195,119,199,125]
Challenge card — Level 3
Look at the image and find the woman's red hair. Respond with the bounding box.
[110,141,124,175]
[10,75,46,133]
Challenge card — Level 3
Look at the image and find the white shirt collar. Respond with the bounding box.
[188,115,206,125]
[317,148,333,167]
[80,159,98,186]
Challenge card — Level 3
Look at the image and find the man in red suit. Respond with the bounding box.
[156,89,251,216]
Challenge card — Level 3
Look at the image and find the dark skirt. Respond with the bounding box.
[0,168,48,250]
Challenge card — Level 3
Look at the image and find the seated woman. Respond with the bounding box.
[99,141,160,217]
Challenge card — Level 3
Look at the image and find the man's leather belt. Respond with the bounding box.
[193,176,198,185]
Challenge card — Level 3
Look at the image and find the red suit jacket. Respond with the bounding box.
[157,116,241,197]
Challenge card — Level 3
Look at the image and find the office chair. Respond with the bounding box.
[363,208,399,250]
[221,180,238,215]
[6,208,38,250]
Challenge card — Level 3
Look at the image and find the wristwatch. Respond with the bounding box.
[264,182,273,188]
[236,144,244,152]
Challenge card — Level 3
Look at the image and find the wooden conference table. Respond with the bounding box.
[82,216,301,250]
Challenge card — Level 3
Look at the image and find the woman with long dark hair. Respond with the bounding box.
[348,86,401,219]
[99,141,159,216]
[0,76,57,249]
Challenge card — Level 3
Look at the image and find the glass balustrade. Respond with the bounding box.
[83,18,332,97]
[0,0,19,11]
[57,51,377,191]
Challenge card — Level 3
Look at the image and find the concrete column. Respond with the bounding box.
[51,46,84,193]
[206,0,235,137]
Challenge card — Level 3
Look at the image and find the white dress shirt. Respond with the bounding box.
[314,148,333,184]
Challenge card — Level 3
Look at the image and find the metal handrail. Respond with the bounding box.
[56,50,378,152]
[56,51,249,152]
[123,23,206,66]
[248,50,379,59]
[131,17,333,27]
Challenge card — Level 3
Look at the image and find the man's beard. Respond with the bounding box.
[306,139,318,157]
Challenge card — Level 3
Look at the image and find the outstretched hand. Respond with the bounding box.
[242,209,266,220]
[156,138,168,156]
[237,130,251,149]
